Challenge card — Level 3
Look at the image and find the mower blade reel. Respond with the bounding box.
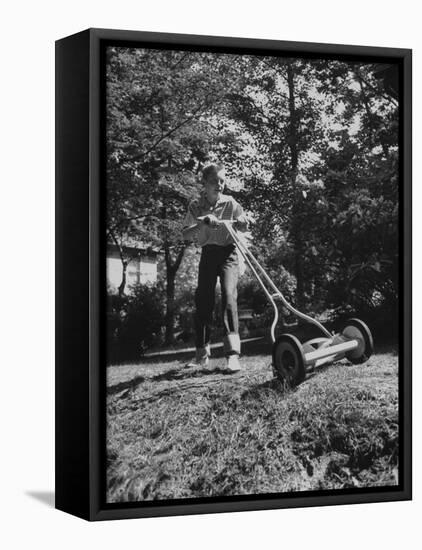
[304,339,359,365]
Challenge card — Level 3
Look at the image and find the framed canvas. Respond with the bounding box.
[55,28,412,521]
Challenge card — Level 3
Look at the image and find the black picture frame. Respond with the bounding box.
[55,28,412,521]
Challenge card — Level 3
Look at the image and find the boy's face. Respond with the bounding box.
[204,170,225,202]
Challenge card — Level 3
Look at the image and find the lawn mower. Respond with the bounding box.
[220,220,374,386]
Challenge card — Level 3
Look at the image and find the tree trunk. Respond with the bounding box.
[294,242,304,306]
[164,243,186,345]
[356,73,390,160]
[287,62,299,175]
[109,229,129,297]
[286,62,305,308]
[118,260,128,297]
[165,271,176,345]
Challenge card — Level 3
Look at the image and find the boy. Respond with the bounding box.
[182,163,248,372]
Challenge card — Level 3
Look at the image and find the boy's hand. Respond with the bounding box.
[233,216,248,232]
[199,215,220,227]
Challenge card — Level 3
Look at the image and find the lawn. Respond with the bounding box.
[106,340,399,503]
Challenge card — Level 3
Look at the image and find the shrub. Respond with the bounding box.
[107,281,166,363]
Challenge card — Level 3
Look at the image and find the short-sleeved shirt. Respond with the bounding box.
[183,192,246,247]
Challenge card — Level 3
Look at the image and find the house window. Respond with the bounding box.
[140,257,157,284]
[106,248,158,293]
[127,258,141,286]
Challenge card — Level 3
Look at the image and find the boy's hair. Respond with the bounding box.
[201,163,225,183]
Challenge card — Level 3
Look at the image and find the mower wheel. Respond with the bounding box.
[341,318,374,364]
[272,334,306,386]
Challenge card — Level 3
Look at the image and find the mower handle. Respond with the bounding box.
[197,216,235,226]
[222,220,332,341]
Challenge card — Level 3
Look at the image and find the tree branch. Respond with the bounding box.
[170,52,191,70]
[127,93,216,163]
[260,57,289,85]
[357,71,398,107]
[173,244,187,273]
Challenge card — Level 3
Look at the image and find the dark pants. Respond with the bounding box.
[194,244,240,358]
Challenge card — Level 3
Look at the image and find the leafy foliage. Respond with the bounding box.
[106,282,166,363]
[106,48,400,348]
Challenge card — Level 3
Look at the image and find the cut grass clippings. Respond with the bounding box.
[106,347,398,502]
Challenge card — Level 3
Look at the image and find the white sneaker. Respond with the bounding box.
[226,355,241,372]
[186,356,209,368]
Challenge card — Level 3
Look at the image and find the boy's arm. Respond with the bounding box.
[182,222,201,241]
[233,200,248,232]
[182,201,201,241]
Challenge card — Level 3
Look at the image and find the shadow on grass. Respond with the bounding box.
[241,377,288,401]
[110,337,271,367]
[138,351,193,364]
[109,335,398,369]
[108,341,398,397]
[118,367,245,406]
[151,366,237,383]
[108,366,239,396]
[108,375,145,396]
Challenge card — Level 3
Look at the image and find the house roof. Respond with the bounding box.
[107,242,160,255]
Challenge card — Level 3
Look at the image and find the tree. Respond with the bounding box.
[227,57,399,323]
[106,47,400,345]
[106,47,247,342]
[228,57,327,308]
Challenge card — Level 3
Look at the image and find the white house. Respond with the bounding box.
[107,243,159,293]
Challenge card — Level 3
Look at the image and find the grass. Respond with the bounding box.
[106,340,399,503]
